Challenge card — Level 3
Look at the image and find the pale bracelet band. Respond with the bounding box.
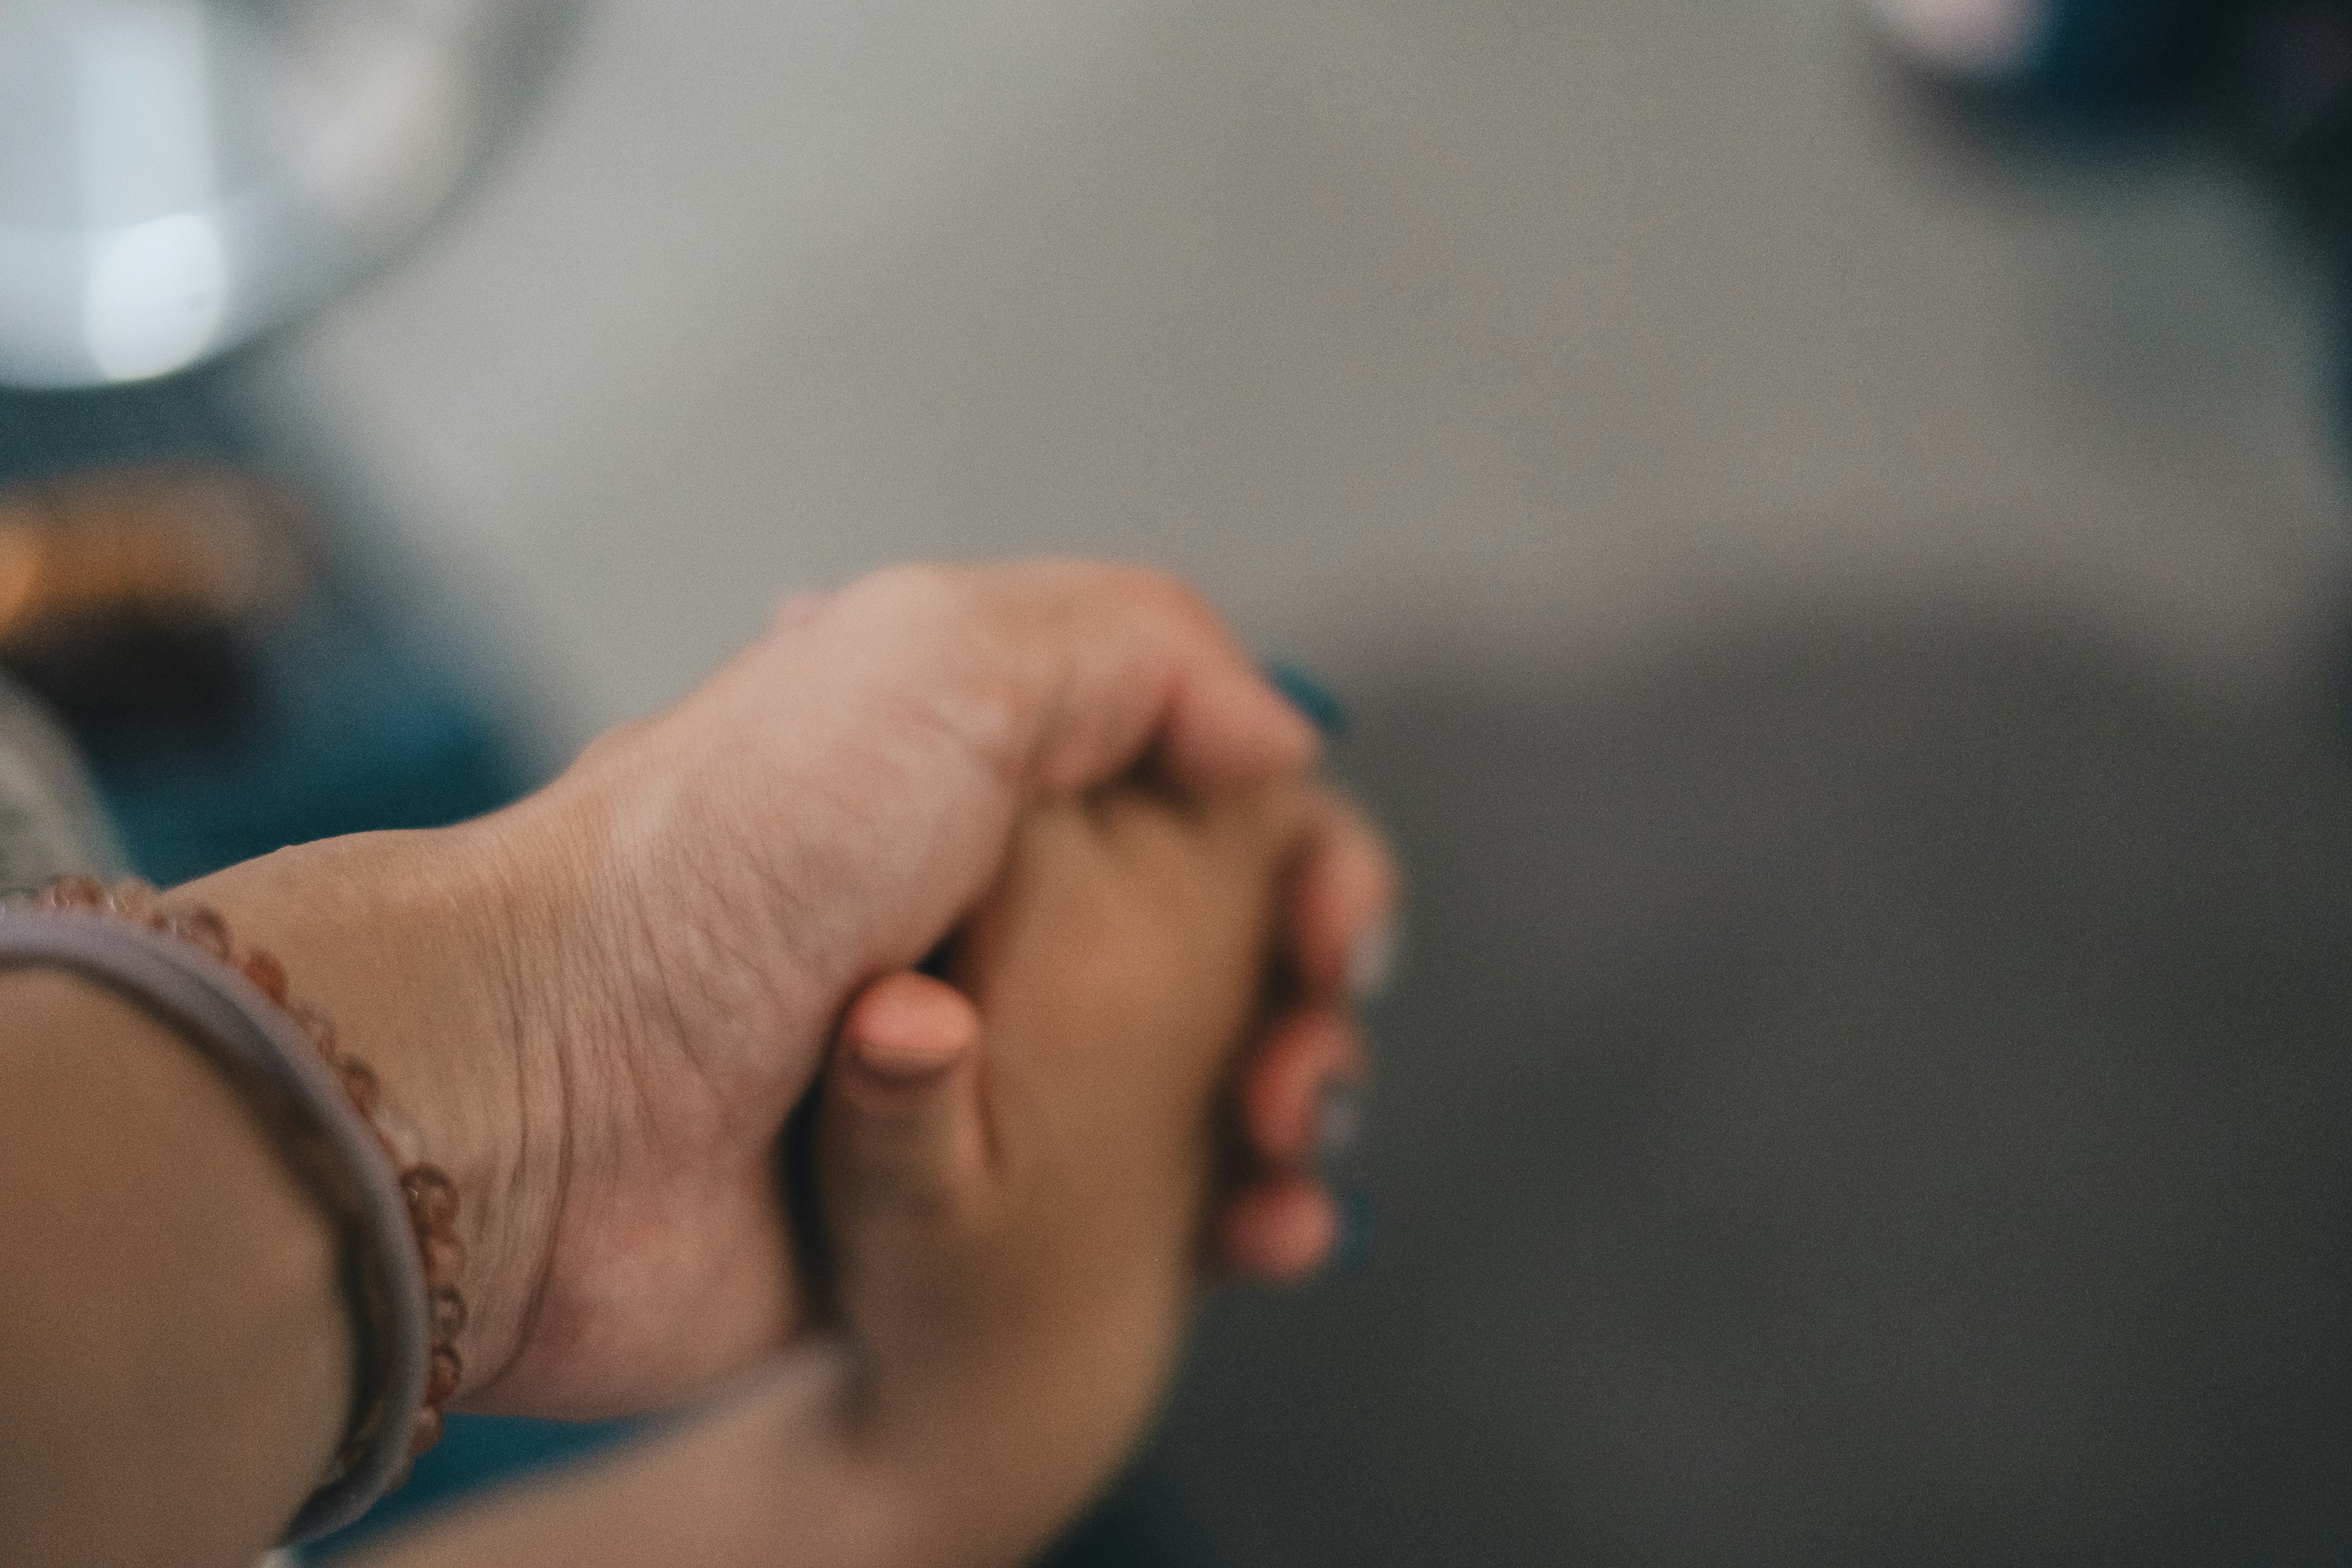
[0,907,429,1543]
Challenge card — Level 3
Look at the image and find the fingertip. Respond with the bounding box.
[1346,919,1397,1003]
[1240,1008,1366,1169]
[1162,662,1322,793]
[1287,794,1403,1001]
[842,970,980,1081]
[821,981,993,1224]
[1219,1178,1340,1283]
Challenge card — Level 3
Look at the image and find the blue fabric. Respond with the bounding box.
[306,1415,646,1560]
[85,598,526,883]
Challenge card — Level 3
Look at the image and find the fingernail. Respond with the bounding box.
[1347,920,1396,1001]
[1330,1185,1378,1272]
[1316,1082,1366,1164]
[855,1035,966,1081]
[1265,661,1350,740]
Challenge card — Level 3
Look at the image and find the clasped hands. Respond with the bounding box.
[185,560,1395,1554]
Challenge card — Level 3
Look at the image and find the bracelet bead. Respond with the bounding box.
[420,1228,467,1291]
[427,1344,464,1405]
[429,1286,467,1343]
[409,1404,446,1458]
[241,948,289,1005]
[336,1057,381,1117]
[403,1166,459,1230]
[166,905,232,960]
[42,872,104,908]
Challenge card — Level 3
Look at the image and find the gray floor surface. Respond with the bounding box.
[1126,612,2352,1564]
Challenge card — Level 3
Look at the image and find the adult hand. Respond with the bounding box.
[197,561,1393,1422]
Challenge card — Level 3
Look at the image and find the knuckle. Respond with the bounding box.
[851,560,965,619]
[1125,564,1218,630]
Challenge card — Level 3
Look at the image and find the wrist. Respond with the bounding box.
[176,819,569,1406]
[518,721,855,1143]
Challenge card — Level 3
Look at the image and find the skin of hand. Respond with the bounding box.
[181,560,1397,1422]
[319,780,1357,1568]
[807,782,1318,1568]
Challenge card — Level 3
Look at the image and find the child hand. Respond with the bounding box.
[810,781,1321,1567]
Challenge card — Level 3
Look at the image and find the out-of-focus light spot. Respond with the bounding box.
[1873,0,2046,79]
[85,211,228,382]
[293,39,469,236]
[74,0,214,227]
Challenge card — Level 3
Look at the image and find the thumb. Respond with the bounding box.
[821,970,992,1226]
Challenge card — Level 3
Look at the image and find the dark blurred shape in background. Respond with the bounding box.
[0,372,528,884]
[1871,0,2352,223]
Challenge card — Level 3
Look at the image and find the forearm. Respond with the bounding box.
[345,1352,918,1568]
[339,1317,1167,1568]
[177,819,572,1406]
[846,1254,1197,1568]
[0,970,350,1568]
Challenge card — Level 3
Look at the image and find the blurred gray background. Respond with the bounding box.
[228,0,2352,1561]
[241,0,2346,734]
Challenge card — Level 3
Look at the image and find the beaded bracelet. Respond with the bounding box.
[0,875,467,1541]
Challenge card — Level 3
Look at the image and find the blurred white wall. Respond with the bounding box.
[246,0,2348,750]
